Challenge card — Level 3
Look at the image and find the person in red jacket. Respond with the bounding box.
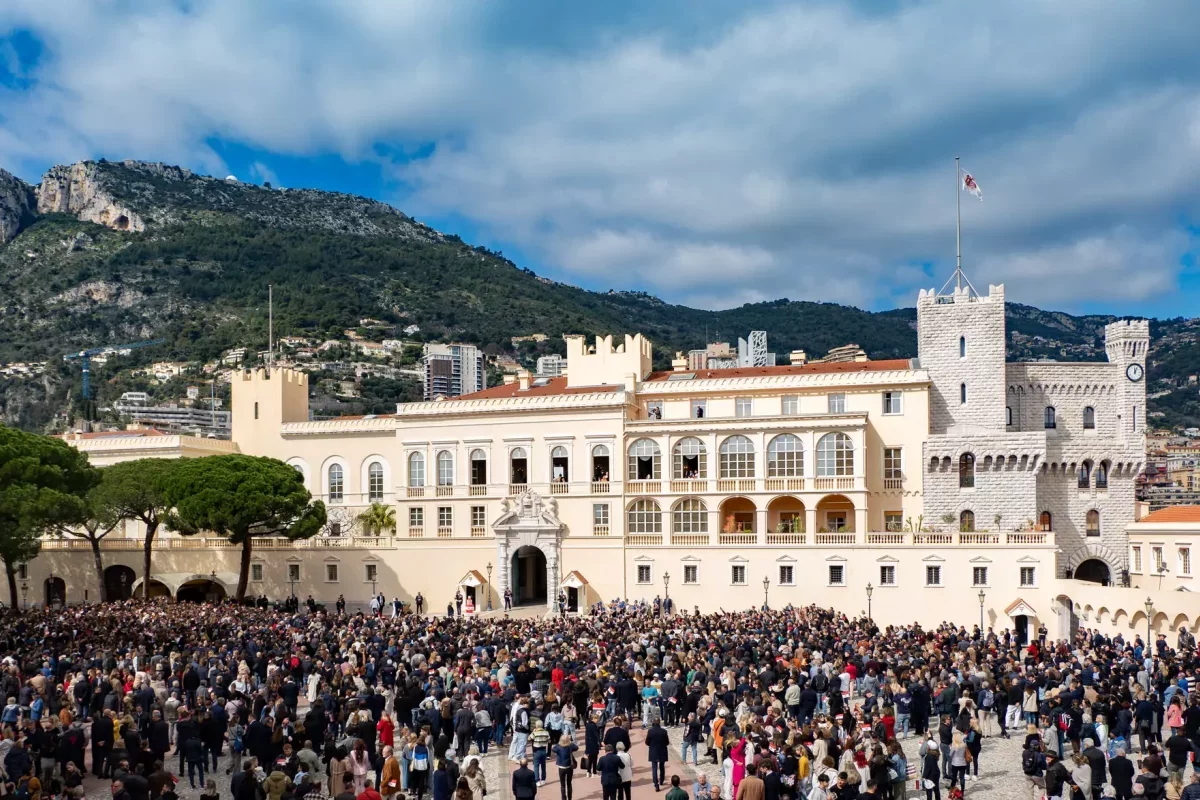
[551,664,565,692]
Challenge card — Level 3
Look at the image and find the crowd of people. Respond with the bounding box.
[0,598,1195,800]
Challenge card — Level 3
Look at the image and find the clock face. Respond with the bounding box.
[1126,363,1144,382]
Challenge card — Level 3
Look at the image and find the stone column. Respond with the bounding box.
[804,507,818,537]
[854,506,869,536]
[545,538,560,612]
[756,508,769,545]
[496,537,510,601]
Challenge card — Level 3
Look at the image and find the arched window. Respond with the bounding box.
[1039,511,1052,532]
[591,445,610,482]
[407,453,425,487]
[958,453,975,488]
[510,447,528,485]
[816,433,854,476]
[436,451,454,486]
[1086,510,1100,537]
[672,498,708,533]
[718,435,756,478]
[1078,460,1091,489]
[628,439,661,481]
[551,446,569,482]
[959,336,967,358]
[328,464,344,503]
[367,462,384,502]
[470,449,487,486]
[1083,406,1096,430]
[767,434,804,477]
[1096,460,1109,489]
[627,499,662,533]
[960,383,967,404]
[672,437,707,479]
[960,510,975,532]
[1044,406,1057,429]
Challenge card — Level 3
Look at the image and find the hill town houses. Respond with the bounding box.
[29,279,1198,643]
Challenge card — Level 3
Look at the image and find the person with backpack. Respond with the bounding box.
[1022,740,1046,800]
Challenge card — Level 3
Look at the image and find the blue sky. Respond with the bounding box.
[2,1,1199,318]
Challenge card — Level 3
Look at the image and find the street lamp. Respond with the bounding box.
[20,581,28,610]
[48,571,56,606]
[119,572,128,600]
[663,571,670,600]
[865,582,874,622]
[289,574,297,600]
[486,562,493,611]
[978,589,986,635]
[762,576,770,610]
[1145,596,1155,648]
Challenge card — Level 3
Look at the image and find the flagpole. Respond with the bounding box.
[955,155,961,291]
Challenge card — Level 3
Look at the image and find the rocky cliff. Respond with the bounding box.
[36,162,146,232]
[0,168,36,244]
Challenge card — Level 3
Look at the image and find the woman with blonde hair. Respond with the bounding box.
[463,759,487,800]
[947,732,968,794]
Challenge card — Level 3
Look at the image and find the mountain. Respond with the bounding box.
[1,159,1198,431]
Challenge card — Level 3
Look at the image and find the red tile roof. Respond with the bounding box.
[1139,506,1200,523]
[58,429,170,440]
[455,377,621,400]
[644,358,914,381]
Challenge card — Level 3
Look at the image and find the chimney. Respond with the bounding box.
[503,374,517,385]
[517,370,531,391]
[671,351,689,372]
[853,348,869,363]
[789,350,807,366]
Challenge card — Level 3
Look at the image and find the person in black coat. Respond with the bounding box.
[1109,749,1134,800]
[761,759,782,800]
[148,711,171,763]
[244,717,274,772]
[92,710,115,778]
[584,718,602,777]
[645,720,669,791]
[602,721,630,754]
[597,746,623,800]
[921,743,941,800]
[511,759,538,800]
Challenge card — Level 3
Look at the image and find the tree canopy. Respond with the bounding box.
[90,458,177,599]
[163,454,325,600]
[0,425,99,607]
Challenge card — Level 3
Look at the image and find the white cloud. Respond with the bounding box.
[1,0,1198,311]
[248,161,278,187]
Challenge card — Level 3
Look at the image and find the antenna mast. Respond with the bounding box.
[268,284,274,368]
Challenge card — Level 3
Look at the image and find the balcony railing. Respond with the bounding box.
[883,478,903,490]
[469,526,487,538]
[549,482,570,495]
[508,483,528,496]
[913,532,953,545]
[625,534,663,546]
[407,487,425,498]
[469,485,488,496]
[436,485,454,497]
[407,527,424,538]
[765,477,805,491]
[593,525,610,536]
[866,532,905,545]
[959,532,1000,545]
[813,477,856,490]
[436,527,453,538]
[718,533,757,545]
[1005,532,1048,545]
[717,478,756,492]
[628,480,661,494]
[671,534,710,547]
[670,479,710,493]
[591,481,611,494]
[765,532,806,545]
[814,532,856,545]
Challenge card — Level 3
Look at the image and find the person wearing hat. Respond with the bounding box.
[1043,751,1070,800]
[920,740,940,800]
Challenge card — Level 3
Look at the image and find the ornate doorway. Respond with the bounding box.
[493,491,563,612]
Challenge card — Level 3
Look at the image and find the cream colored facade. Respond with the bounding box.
[23,282,1196,645]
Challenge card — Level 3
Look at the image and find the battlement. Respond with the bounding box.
[917,283,1005,306]
[1104,319,1150,363]
[565,333,654,387]
[237,367,309,387]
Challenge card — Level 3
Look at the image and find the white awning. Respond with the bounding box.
[1004,598,1037,618]
[560,571,588,589]
[458,570,486,588]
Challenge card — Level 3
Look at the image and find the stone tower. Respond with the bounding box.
[1103,319,1150,443]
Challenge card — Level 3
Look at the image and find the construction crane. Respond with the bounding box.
[63,339,165,400]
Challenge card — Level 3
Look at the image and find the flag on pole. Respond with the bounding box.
[961,170,983,200]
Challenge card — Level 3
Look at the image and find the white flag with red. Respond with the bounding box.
[961,170,983,200]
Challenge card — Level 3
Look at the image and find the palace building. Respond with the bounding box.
[28,279,1182,643]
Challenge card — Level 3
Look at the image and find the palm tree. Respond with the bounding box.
[358,503,397,536]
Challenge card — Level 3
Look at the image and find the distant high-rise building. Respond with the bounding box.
[422,343,486,400]
[536,354,565,377]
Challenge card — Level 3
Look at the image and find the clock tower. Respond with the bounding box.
[1104,320,1149,444]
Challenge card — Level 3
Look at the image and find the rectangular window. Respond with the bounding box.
[731,565,747,585]
[365,564,378,583]
[884,512,903,532]
[735,398,753,418]
[1180,547,1192,577]
[1020,566,1037,587]
[827,513,847,532]
[287,564,301,582]
[471,505,486,527]
[409,507,423,527]
[883,448,903,481]
[879,565,896,586]
[692,400,706,419]
[779,565,795,586]
[325,563,339,583]
[683,564,698,585]
[925,565,942,586]
[828,565,845,586]
[972,566,989,586]
[782,395,799,415]
[828,393,846,414]
[1132,546,1143,573]
[593,503,610,526]
[438,506,453,528]
[251,564,263,582]
[1153,546,1165,574]
[646,400,663,419]
[882,391,903,415]
[637,564,652,584]
[17,564,28,580]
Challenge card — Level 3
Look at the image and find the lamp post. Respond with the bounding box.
[487,562,493,611]
[289,574,297,600]
[763,575,770,610]
[20,581,28,610]
[119,572,128,601]
[978,589,986,635]
[48,571,56,606]
[1145,596,1154,648]
[370,575,377,598]
[663,571,670,600]
[865,582,874,622]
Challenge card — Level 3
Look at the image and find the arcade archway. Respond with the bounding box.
[104,565,136,601]
[1075,559,1112,586]
[511,545,547,606]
